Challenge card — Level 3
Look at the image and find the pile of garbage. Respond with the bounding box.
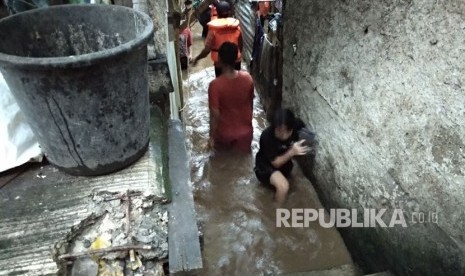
[53,190,168,276]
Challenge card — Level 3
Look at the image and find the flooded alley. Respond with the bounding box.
[180,25,354,275]
[0,0,463,274]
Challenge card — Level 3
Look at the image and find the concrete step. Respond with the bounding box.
[364,272,394,276]
[283,264,360,276]
[283,264,393,276]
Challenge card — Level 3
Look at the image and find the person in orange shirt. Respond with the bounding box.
[192,1,243,77]
[208,42,254,153]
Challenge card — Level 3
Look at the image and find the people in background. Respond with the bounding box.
[179,27,193,70]
[194,0,235,38]
[179,0,194,70]
[254,108,310,204]
[208,42,253,153]
[257,1,271,26]
[191,1,243,77]
[194,0,217,38]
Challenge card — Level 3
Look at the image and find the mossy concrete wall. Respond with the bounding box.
[143,0,173,111]
[147,0,168,57]
[282,0,465,274]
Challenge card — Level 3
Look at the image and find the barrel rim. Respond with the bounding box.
[0,4,154,69]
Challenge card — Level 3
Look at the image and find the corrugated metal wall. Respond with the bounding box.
[235,0,255,64]
[240,0,285,122]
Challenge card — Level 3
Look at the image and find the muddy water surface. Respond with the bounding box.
[181,24,353,275]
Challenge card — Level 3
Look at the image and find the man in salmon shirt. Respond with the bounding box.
[208,42,254,153]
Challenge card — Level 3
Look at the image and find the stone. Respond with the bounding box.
[83,239,91,249]
[71,257,98,276]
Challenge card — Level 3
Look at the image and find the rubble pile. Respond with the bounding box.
[53,190,168,276]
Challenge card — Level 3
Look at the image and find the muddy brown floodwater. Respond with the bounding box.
[181,24,353,275]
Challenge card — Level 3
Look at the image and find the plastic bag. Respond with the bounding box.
[298,127,318,155]
[0,72,43,172]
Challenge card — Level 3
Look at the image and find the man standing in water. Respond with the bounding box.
[208,42,254,153]
[254,109,310,203]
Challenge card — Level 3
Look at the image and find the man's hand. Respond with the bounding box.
[190,57,198,66]
[191,46,211,66]
[291,140,310,156]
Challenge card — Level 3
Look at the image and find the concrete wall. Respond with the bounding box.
[143,0,173,113]
[282,0,465,274]
[147,0,168,56]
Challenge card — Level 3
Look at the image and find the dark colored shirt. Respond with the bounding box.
[255,119,305,170]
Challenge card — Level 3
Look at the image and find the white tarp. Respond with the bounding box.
[0,72,43,172]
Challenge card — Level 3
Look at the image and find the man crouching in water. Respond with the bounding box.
[208,42,254,153]
[254,109,310,203]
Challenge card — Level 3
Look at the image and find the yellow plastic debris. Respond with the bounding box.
[90,236,111,250]
[89,236,111,262]
[97,260,124,276]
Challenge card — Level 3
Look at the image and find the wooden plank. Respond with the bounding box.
[167,119,203,275]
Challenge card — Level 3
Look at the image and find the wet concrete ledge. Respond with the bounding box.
[167,119,203,275]
[148,56,173,115]
[0,106,169,275]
